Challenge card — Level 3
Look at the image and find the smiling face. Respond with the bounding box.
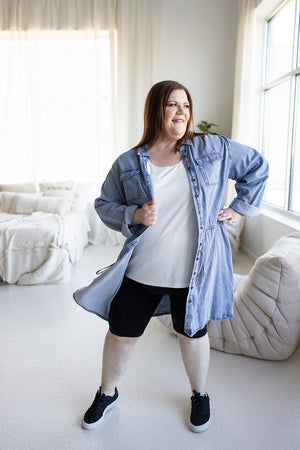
[163,89,190,142]
[138,81,194,148]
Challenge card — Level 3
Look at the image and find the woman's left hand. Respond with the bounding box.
[217,208,243,224]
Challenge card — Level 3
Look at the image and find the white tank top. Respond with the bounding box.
[125,160,198,288]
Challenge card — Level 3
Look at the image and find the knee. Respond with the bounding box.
[107,330,140,347]
[178,334,195,346]
[178,332,209,346]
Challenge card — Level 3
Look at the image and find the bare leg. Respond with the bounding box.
[178,333,210,393]
[101,330,139,396]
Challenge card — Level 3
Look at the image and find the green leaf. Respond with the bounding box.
[196,120,219,134]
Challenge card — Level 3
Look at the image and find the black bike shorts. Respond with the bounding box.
[108,276,207,339]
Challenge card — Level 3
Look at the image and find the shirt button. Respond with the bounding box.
[188,300,192,304]
[200,226,204,230]
[192,178,196,182]
[199,210,203,214]
[191,286,194,290]
[196,257,199,261]
[195,194,199,198]
[193,271,196,275]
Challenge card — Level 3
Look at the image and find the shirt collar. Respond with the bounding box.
[136,139,192,158]
[137,144,150,158]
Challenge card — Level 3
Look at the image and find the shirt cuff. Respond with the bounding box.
[121,205,139,238]
[229,198,260,217]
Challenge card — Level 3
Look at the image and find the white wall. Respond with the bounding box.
[240,209,300,260]
[159,0,239,137]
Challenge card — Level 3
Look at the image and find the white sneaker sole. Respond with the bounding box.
[189,416,211,433]
[82,397,119,430]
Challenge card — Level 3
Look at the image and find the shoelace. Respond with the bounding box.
[192,394,204,410]
[91,391,105,409]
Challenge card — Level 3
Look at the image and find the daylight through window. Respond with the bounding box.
[262,0,300,214]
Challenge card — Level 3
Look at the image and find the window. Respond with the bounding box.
[261,0,300,214]
[0,31,113,185]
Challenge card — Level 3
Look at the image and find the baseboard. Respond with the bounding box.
[239,244,257,262]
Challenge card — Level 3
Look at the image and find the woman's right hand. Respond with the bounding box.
[131,199,158,226]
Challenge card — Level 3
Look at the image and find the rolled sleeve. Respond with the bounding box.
[122,204,140,238]
[95,157,149,239]
[94,161,139,238]
[229,198,260,217]
[228,139,269,216]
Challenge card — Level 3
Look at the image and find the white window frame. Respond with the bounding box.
[258,0,300,221]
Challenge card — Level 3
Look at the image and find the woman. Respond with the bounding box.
[75,80,268,432]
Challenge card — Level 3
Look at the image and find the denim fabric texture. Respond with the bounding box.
[75,135,268,336]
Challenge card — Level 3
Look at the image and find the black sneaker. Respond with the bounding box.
[82,387,119,430]
[189,390,211,432]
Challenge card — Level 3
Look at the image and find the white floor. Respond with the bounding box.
[1,244,300,450]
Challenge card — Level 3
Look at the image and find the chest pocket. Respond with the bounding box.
[195,152,224,186]
[121,170,144,204]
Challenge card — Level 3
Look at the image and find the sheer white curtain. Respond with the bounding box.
[115,0,161,153]
[226,0,258,205]
[0,28,116,185]
[231,0,257,146]
[0,0,161,187]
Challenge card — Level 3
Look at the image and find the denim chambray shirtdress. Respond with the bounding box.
[74,134,269,337]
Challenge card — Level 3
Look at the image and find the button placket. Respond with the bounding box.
[186,164,204,231]
[182,146,205,306]
[185,310,193,334]
[139,153,153,200]
[183,156,204,231]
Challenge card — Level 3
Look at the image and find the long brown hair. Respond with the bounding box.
[137,80,195,148]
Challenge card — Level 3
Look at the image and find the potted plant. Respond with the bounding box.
[196,120,219,135]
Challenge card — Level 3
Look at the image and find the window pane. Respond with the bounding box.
[266,0,295,83]
[263,81,291,208]
[291,76,300,213]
